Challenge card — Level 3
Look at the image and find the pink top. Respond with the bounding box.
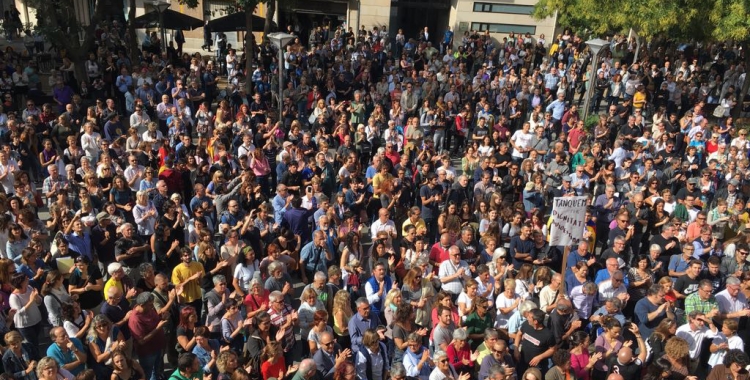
[570,350,591,380]
[250,155,271,176]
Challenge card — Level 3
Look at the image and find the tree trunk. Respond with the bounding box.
[734,41,750,119]
[127,0,139,64]
[264,0,275,36]
[245,7,254,94]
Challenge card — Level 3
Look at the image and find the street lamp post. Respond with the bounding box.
[581,38,609,121]
[267,32,296,114]
[149,0,171,52]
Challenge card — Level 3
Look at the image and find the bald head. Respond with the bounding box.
[607,374,624,380]
[617,346,633,364]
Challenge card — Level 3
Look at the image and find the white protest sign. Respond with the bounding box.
[549,196,587,247]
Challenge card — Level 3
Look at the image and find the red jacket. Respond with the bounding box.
[455,114,467,136]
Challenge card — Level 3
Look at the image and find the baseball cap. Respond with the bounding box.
[96,212,111,223]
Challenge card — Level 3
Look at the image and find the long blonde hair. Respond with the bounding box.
[332,290,353,320]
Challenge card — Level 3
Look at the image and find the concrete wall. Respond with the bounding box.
[449,0,556,46]
[357,0,390,32]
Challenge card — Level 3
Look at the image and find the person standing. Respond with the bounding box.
[441,26,453,54]
[202,21,212,52]
[174,28,185,56]
[172,247,206,320]
[129,292,167,380]
[420,173,443,245]
[513,309,556,377]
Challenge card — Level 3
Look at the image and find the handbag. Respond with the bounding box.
[713,105,726,118]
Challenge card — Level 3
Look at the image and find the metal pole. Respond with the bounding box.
[159,11,166,51]
[581,50,598,121]
[278,46,284,113]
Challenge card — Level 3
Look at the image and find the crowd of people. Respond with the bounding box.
[0,12,747,380]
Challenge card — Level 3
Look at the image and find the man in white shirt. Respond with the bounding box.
[675,310,718,373]
[716,276,750,321]
[539,273,564,313]
[129,105,151,135]
[123,155,146,191]
[597,270,630,307]
[0,150,18,195]
[509,122,533,162]
[370,208,397,245]
[438,246,471,299]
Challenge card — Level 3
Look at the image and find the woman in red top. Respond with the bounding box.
[260,341,291,380]
[446,328,476,374]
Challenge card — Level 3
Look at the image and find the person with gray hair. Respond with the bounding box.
[391,362,407,379]
[597,269,629,307]
[300,229,333,283]
[403,332,433,380]
[474,328,500,364]
[591,297,626,325]
[548,297,582,343]
[114,222,149,284]
[438,246,470,300]
[715,276,750,320]
[295,358,318,380]
[430,349,467,380]
[508,300,538,338]
[348,297,378,355]
[445,328,473,373]
[205,274,231,338]
[268,290,299,363]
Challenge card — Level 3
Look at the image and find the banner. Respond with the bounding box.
[549,196,588,247]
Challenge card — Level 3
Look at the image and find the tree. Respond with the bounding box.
[27,0,123,86]
[532,0,750,116]
[237,0,281,94]
[25,0,200,89]
[125,0,200,71]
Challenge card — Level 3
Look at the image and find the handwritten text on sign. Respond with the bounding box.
[549,196,587,246]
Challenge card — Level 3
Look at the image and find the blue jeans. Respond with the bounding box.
[139,350,163,380]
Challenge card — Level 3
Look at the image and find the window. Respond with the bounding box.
[471,23,537,35]
[472,2,534,14]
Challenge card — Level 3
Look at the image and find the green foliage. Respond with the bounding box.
[533,0,750,42]
[583,114,599,132]
[177,0,200,8]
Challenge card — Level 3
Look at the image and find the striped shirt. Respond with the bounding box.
[269,304,296,352]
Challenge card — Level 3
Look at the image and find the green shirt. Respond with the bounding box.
[463,311,494,350]
[168,368,204,380]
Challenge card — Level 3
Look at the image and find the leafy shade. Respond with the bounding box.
[532,0,750,116]
[531,0,742,41]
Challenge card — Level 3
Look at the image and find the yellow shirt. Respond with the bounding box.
[633,91,647,109]
[372,173,393,199]
[402,217,426,236]
[171,261,205,303]
[103,277,124,299]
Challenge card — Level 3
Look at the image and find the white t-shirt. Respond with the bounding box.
[0,159,18,194]
[495,292,518,329]
[510,130,533,158]
[457,291,473,321]
[234,261,259,293]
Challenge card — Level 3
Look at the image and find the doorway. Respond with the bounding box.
[391,0,450,44]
